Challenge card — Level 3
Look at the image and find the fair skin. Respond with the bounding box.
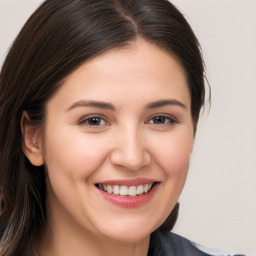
[23,39,194,256]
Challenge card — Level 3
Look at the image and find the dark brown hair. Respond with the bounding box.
[0,0,206,255]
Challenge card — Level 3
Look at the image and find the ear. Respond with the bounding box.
[21,111,44,166]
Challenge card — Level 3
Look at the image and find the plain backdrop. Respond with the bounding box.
[0,0,255,255]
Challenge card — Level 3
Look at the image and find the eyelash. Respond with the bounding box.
[146,114,178,126]
[78,115,109,128]
[78,114,178,129]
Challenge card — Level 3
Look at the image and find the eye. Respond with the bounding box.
[147,115,178,125]
[78,115,109,127]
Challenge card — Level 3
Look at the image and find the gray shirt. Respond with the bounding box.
[148,228,246,256]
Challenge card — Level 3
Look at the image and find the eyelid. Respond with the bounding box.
[78,114,109,126]
[146,113,179,125]
[77,113,178,128]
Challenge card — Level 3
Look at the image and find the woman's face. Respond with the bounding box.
[39,39,194,242]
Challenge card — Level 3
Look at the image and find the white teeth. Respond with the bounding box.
[119,186,128,196]
[107,185,113,194]
[113,185,119,195]
[144,184,149,193]
[128,186,137,196]
[98,183,154,196]
[136,185,144,195]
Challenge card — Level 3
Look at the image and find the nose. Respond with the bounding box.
[110,127,151,171]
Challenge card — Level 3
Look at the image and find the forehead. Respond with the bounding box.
[47,39,190,111]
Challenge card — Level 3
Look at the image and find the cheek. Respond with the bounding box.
[143,129,193,227]
[43,128,111,180]
[42,128,112,225]
[150,129,194,177]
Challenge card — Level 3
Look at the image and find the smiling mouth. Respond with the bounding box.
[95,183,156,196]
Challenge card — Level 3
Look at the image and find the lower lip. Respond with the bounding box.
[96,183,159,208]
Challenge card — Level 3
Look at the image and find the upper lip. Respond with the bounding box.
[96,178,158,186]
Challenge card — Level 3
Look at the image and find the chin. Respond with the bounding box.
[96,218,161,243]
[105,230,150,243]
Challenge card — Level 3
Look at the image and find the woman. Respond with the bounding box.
[0,0,245,255]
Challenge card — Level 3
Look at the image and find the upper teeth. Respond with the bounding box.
[98,183,153,196]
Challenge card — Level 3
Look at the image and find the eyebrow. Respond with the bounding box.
[146,99,187,109]
[66,100,116,112]
[66,98,187,112]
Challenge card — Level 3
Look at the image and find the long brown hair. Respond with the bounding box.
[0,0,206,255]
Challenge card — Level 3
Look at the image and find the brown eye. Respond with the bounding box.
[88,117,102,125]
[152,116,167,124]
[149,115,177,125]
[79,116,108,126]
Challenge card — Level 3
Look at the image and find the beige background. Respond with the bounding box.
[0,0,255,255]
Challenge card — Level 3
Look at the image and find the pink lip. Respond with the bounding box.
[97,178,157,186]
[96,182,160,208]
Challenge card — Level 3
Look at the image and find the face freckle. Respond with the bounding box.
[41,39,194,243]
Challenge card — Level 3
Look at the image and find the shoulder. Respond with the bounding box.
[191,242,245,256]
[148,228,246,256]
